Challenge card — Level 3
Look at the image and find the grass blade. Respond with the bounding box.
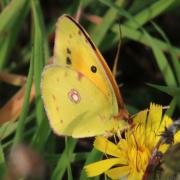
[125,0,176,29]
[147,83,180,97]
[30,0,50,149]
[144,31,177,86]
[0,0,30,69]
[151,21,180,85]
[65,137,73,180]
[91,0,125,46]
[51,138,77,180]
[107,24,180,58]
[166,97,177,116]
[13,54,34,146]
[31,0,46,125]
[0,0,29,33]
[0,143,6,179]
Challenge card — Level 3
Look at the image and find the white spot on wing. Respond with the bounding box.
[68,89,81,104]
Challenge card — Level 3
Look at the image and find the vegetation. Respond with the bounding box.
[0,0,180,179]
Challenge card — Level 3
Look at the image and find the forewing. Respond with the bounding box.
[53,15,121,111]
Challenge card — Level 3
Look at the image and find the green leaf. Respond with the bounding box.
[0,0,29,34]
[0,143,6,179]
[13,49,34,146]
[166,97,177,116]
[125,0,176,29]
[107,24,180,58]
[31,0,47,125]
[151,21,180,85]
[0,121,17,140]
[147,83,180,97]
[145,31,177,86]
[91,0,125,46]
[147,83,180,114]
[51,138,77,180]
[0,0,30,69]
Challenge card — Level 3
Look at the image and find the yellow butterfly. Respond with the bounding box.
[41,14,129,138]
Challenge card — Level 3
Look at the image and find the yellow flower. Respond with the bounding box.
[84,103,180,180]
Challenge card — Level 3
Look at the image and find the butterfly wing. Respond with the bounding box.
[53,15,124,111]
[41,65,127,138]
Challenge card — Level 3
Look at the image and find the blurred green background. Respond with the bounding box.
[0,0,180,179]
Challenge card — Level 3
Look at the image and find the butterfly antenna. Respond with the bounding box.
[74,2,83,22]
[112,24,122,77]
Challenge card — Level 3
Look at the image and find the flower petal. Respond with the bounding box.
[85,103,174,180]
[128,171,144,180]
[157,115,172,133]
[84,158,122,177]
[147,103,162,130]
[94,136,122,157]
[159,143,169,153]
[106,166,130,179]
[118,139,128,150]
[174,130,180,144]
[134,110,148,125]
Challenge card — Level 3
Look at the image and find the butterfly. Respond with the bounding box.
[41,14,129,138]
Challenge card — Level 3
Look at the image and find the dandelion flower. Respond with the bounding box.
[84,103,180,180]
